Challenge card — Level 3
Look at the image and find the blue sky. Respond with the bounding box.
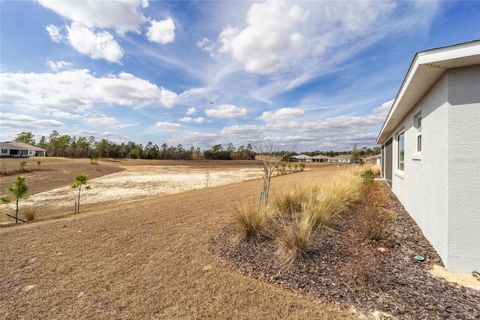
[1,0,479,150]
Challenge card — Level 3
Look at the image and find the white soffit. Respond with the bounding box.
[377,40,480,144]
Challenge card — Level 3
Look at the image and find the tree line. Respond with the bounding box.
[13,131,257,160]
[12,131,379,161]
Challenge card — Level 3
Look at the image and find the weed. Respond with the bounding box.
[19,161,27,172]
[23,205,36,222]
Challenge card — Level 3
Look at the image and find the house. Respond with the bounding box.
[377,40,480,272]
[290,154,312,162]
[363,155,381,165]
[0,142,46,157]
[311,155,333,162]
[331,154,351,163]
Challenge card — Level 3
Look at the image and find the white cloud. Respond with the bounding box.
[66,22,124,63]
[146,18,175,44]
[179,116,205,124]
[220,1,308,73]
[198,26,239,57]
[205,104,247,118]
[0,69,179,115]
[46,60,73,72]
[37,0,148,34]
[154,121,181,131]
[186,107,197,115]
[259,107,304,122]
[0,112,64,129]
[84,114,123,127]
[46,24,63,42]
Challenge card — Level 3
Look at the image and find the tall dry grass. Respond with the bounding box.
[234,201,271,240]
[271,171,363,263]
[276,220,312,265]
[301,172,362,229]
[274,186,309,217]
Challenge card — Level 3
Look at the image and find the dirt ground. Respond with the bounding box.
[0,158,124,196]
[0,166,354,320]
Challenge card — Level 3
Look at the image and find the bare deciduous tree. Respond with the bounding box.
[253,139,294,204]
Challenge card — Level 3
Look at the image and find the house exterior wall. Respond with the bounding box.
[388,74,450,265]
[446,66,480,271]
[385,66,480,272]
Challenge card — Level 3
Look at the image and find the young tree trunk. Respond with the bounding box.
[77,186,82,213]
[15,197,19,224]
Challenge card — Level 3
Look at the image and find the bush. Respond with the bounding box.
[23,205,36,222]
[364,208,395,241]
[361,169,375,185]
[234,202,270,240]
[276,220,311,264]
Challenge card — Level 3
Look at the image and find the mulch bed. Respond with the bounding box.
[212,182,480,319]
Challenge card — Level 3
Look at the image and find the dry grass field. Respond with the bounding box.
[2,158,306,223]
[0,165,354,320]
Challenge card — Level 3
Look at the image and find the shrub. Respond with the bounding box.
[234,202,269,240]
[364,208,395,241]
[276,220,312,264]
[23,205,36,222]
[300,163,305,171]
[37,160,42,166]
[361,169,375,185]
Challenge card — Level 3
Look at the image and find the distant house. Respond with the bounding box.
[0,142,46,158]
[377,40,480,272]
[331,154,351,163]
[311,155,333,163]
[290,154,312,162]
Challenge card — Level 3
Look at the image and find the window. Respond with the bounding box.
[414,112,422,152]
[398,132,405,171]
[1,149,7,154]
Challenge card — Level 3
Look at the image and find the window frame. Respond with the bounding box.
[414,112,422,153]
[397,130,405,171]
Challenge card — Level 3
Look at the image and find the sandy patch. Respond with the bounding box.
[1,166,262,216]
[430,264,480,291]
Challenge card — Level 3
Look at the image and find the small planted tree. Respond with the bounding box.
[1,176,29,223]
[37,160,42,167]
[254,140,293,204]
[71,174,89,214]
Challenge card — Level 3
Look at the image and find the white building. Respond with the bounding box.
[290,154,312,162]
[0,142,46,157]
[377,40,480,272]
[334,155,351,163]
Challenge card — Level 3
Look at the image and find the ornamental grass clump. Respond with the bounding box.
[301,173,362,229]
[234,202,270,241]
[276,220,312,265]
[274,187,309,217]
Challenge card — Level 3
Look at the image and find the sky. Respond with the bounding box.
[0,0,479,151]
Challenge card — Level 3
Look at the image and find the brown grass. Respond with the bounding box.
[0,165,353,319]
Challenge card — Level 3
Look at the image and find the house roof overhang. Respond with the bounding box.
[376,40,480,145]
